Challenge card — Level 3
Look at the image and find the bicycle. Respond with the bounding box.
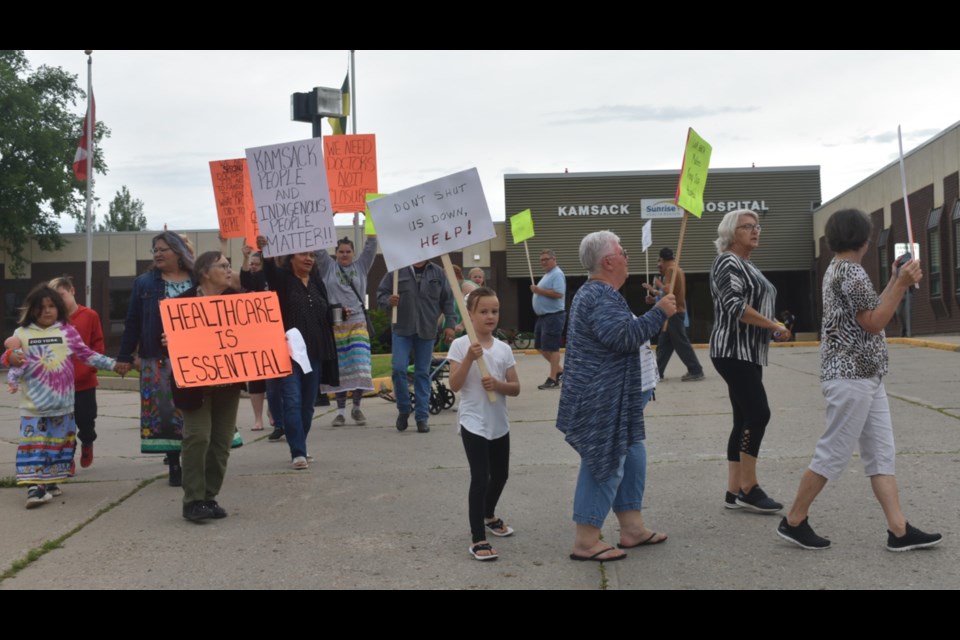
[493,328,535,350]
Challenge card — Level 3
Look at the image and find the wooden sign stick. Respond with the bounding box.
[523,240,536,286]
[391,270,399,324]
[663,210,690,330]
[440,253,496,403]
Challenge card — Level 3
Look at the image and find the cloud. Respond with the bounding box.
[825,128,943,147]
[548,104,758,125]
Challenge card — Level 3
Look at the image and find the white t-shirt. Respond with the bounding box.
[446,335,516,440]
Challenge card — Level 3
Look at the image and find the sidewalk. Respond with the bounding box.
[1,341,957,589]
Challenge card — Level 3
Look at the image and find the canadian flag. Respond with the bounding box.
[73,93,95,181]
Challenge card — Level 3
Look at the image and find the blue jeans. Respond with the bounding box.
[573,442,646,528]
[280,360,320,459]
[391,334,434,422]
[266,377,284,429]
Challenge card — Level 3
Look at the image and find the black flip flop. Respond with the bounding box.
[617,532,668,549]
[569,546,626,562]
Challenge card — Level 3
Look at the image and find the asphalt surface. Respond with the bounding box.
[1,337,958,589]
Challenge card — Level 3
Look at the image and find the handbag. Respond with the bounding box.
[339,264,376,337]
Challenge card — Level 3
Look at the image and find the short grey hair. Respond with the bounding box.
[579,230,619,275]
[714,209,758,254]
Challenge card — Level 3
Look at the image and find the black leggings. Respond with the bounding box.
[461,428,510,544]
[711,357,771,461]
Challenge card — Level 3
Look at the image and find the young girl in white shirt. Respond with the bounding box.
[447,287,521,561]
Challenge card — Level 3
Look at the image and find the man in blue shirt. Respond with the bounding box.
[531,249,566,389]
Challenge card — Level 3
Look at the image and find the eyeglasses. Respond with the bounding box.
[214,262,232,271]
[737,224,762,232]
[604,249,628,260]
[152,247,172,255]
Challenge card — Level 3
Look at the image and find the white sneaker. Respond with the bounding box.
[291,456,309,470]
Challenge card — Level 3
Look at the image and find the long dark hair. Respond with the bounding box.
[18,284,67,327]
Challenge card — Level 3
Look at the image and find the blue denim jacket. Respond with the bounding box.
[118,269,178,362]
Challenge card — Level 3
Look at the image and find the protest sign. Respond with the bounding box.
[366,168,496,272]
[675,128,712,218]
[209,159,249,239]
[242,161,261,248]
[510,209,535,244]
[324,134,378,213]
[161,291,291,388]
[245,138,336,258]
[510,209,536,284]
[642,219,652,253]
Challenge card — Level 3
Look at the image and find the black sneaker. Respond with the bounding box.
[681,372,705,382]
[182,501,212,522]
[777,517,831,550]
[886,523,943,552]
[205,500,228,519]
[556,371,564,384]
[168,464,182,487]
[724,491,741,510]
[416,420,430,433]
[267,428,285,442]
[538,378,559,390]
[25,485,52,509]
[735,485,783,513]
[396,413,409,432]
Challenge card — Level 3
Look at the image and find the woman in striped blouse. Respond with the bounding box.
[709,209,791,513]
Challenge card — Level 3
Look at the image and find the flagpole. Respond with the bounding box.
[84,50,94,307]
[350,50,361,251]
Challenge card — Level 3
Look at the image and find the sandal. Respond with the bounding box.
[485,518,514,537]
[469,543,498,561]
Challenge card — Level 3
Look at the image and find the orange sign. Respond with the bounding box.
[324,134,378,213]
[210,159,251,239]
[160,292,291,388]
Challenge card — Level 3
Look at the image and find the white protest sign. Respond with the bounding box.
[367,168,497,272]
[245,138,336,258]
[641,219,652,253]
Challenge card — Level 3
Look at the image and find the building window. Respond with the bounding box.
[109,289,132,334]
[878,228,890,288]
[927,207,942,298]
[954,202,960,300]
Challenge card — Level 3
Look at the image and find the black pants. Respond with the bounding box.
[656,313,702,377]
[460,428,510,544]
[711,357,770,460]
[74,388,98,444]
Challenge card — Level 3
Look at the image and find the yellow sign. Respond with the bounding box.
[674,128,712,218]
[364,193,385,234]
[510,209,535,244]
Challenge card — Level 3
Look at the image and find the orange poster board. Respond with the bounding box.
[160,292,291,388]
[209,159,249,238]
[323,133,378,213]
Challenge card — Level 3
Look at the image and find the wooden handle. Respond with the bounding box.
[441,254,496,403]
[391,270,399,324]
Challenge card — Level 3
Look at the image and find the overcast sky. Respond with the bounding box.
[24,50,960,233]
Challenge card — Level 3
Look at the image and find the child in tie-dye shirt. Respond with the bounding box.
[7,285,119,509]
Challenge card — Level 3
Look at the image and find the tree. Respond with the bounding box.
[98,186,147,232]
[0,50,109,276]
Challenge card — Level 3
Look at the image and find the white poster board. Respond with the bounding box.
[641,219,652,253]
[245,138,336,258]
[367,168,497,271]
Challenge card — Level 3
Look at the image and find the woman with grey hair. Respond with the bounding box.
[709,209,791,513]
[557,230,676,562]
[171,251,244,522]
[117,231,195,486]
